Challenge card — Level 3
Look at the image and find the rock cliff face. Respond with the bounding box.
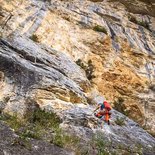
[0,0,155,154]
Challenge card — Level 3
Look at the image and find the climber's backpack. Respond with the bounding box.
[103,101,111,111]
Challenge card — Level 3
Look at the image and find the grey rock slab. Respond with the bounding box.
[0,35,89,103]
[61,104,155,154]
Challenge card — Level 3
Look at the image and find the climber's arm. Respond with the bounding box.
[93,105,100,112]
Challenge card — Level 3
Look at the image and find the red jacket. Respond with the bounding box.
[104,101,111,111]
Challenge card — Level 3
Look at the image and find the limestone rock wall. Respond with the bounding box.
[0,0,155,140]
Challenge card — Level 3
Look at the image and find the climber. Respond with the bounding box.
[94,100,112,125]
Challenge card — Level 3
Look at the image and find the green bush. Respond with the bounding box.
[20,127,42,140]
[30,34,39,43]
[0,109,80,150]
[113,97,124,111]
[85,60,96,80]
[52,128,79,148]
[113,97,129,116]
[0,113,24,131]
[128,15,150,30]
[138,21,150,30]
[76,59,95,81]
[115,116,126,126]
[92,133,110,155]
[23,109,61,139]
[93,25,107,34]
[0,109,61,138]
[134,144,143,155]
[27,109,61,128]
[76,59,87,70]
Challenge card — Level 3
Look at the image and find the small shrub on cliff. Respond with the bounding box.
[76,59,87,70]
[138,20,150,30]
[21,109,61,139]
[27,109,61,128]
[92,133,110,155]
[85,60,96,81]
[0,113,24,131]
[52,128,79,148]
[0,109,80,151]
[30,34,39,43]
[93,25,107,34]
[115,116,126,126]
[113,97,124,111]
[113,97,129,116]
[134,144,143,155]
[20,128,41,140]
[128,15,150,30]
[76,59,95,81]
[0,109,61,139]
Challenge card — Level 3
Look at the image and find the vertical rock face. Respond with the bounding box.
[0,35,90,116]
[0,0,155,154]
